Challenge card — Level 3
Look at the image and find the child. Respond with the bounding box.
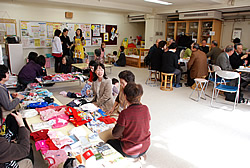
[94,49,102,64]
[114,46,126,67]
[36,55,47,76]
[60,60,97,98]
[112,78,119,97]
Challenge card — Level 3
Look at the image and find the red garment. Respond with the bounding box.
[65,107,92,127]
[30,129,49,142]
[52,53,62,57]
[45,138,59,150]
[98,116,116,124]
[88,71,93,82]
[116,104,151,156]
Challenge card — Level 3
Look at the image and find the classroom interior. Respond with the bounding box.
[1,0,250,168]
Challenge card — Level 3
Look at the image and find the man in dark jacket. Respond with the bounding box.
[114,46,126,66]
[145,39,161,67]
[161,43,182,88]
[200,39,209,54]
[206,40,222,64]
[60,28,72,56]
[230,43,248,69]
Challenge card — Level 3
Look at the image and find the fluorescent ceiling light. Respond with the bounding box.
[144,0,172,5]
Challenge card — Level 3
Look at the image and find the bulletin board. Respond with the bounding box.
[0,19,17,44]
[20,20,117,48]
[91,24,118,46]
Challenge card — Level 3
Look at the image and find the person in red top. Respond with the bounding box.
[107,83,151,159]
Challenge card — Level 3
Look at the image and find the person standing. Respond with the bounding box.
[52,29,63,73]
[73,28,85,63]
[99,43,106,64]
[186,43,208,86]
[60,28,71,57]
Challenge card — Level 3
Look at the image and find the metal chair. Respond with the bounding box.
[210,70,241,110]
[189,78,208,102]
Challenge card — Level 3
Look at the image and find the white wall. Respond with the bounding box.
[221,19,250,49]
[1,1,145,61]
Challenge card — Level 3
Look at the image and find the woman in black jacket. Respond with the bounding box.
[114,46,126,67]
[150,41,166,71]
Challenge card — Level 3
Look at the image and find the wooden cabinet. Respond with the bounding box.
[166,19,222,46]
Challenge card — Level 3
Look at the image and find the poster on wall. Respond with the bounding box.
[103,33,109,42]
[232,28,242,40]
[92,24,100,36]
[92,37,102,46]
[101,24,106,33]
[6,23,16,35]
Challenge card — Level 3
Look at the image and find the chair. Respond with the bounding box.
[210,70,240,110]
[190,78,208,101]
[160,73,174,91]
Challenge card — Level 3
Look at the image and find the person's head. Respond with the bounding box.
[118,70,135,89]
[101,43,106,49]
[168,38,175,45]
[36,55,46,67]
[211,40,218,48]
[156,39,162,47]
[63,28,68,36]
[225,45,234,56]
[54,29,61,37]
[112,78,119,87]
[62,56,67,65]
[113,51,117,56]
[191,43,200,52]
[168,42,177,52]
[0,64,9,83]
[93,63,107,81]
[94,49,101,57]
[89,60,97,72]
[234,43,243,54]
[202,39,207,47]
[124,83,143,104]
[28,52,38,62]
[158,41,167,50]
[233,38,240,44]
[76,28,82,37]
[120,46,125,52]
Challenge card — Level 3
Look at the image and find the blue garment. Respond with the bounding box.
[81,83,91,97]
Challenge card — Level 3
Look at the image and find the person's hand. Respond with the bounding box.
[11,112,25,127]
[16,94,24,100]
[107,107,114,115]
[12,93,18,98]
[241,54,248,59]
[86,90,90,95]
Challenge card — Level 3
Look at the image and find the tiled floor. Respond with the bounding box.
[28,66,250,168]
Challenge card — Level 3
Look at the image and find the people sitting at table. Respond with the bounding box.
[216,45,234,71]
[17,52,44,91]
[186,43,208,86]
[107,70,135,118]
[151,40,166,71]
[107,83,151,159]
[114,46,126,67]
[230,43,248,69]
[0,110,32,168]
[161,43,182,88]
[206,40,222,64]
[0,65,24,117]
[60,60,97,98]
[147,39,162,68]
[200,39,209,54]
[86,63,113,112]
[183,41,193,59]
[60,56,71,74]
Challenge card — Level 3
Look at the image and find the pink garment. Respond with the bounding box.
[36,105,67,114]
[47,130,74,149]
[40,108,66,121]
[49,114,69,129]
[44,150,68,168]
[35,140,50,154]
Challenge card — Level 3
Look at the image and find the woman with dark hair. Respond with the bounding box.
[0,109,32,168]
[86,63,113,111]
[114,46,126,67]
[107,70,135,118]
[0,65,24,117]
[60,56,71,74]
[52,29,63,73]
[36,55,47,76]
[73,28,85,63]
[151,40,166,71]
[60,28,72,56]
[107,83,151,159]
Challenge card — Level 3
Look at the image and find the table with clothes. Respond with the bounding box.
[72,63,113,74]
[21,89,133,168]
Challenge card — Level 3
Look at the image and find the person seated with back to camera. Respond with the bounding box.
[60,60,97,98]
[86,63,113,112]
[107,70,135,119]
[36,55,47,76]
[107,82,151,160]
[0,109,32,168]
[161,42,182,88]
[94,49,102,64]
[0,65,24,118]
[112,78,119,98]
[114,46,126,67]
[150,41,166,71]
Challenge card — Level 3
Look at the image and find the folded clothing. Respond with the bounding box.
[47,130,74,149]
[65,107,92,127]
[45,138,59,150]
[49,114,69,129]
[30,129,49,142]
[31,122,52,131]
[40,107,66,121]
[20,109,38,118]
[44,150,68,168]
[36,105,67,114]
[35,140,49,154]
[27,102,48,109]
[97,116,116,124]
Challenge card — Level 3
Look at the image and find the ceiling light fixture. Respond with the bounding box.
[144,0,172,5]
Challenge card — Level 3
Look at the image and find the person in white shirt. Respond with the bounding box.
[52,29,63,73]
